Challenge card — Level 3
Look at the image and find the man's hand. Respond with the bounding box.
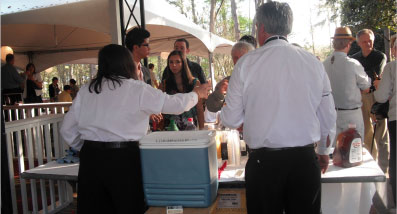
[373,79,380,90]
[150,114,163,123]
[193,81,212,99]
[218,79,229,94]
[317,154,329,174]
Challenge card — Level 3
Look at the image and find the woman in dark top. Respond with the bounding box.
[159,50,204,130]
[24,63,43,103]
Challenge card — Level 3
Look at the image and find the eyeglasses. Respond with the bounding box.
[141,43,149,47]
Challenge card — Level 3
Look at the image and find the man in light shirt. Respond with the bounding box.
[220,2,336,213]
[206,41,255,112]
[323,27,370,146]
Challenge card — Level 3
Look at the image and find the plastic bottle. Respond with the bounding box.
[240,140,247,156]
[332,124,363,168]
[185,117,197,130]
[167,119,179,131]
[227,130,241,166]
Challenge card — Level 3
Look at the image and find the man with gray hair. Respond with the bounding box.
[220,1,336,213]
[351,29,388,172]
[323,27,370,147]
[206,41,254,112]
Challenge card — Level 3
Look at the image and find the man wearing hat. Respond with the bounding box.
[323,27,371,146]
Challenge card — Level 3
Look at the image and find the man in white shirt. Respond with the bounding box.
[323,27,370,146]
[220,2,336,213]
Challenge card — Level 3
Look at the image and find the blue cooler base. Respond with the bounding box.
[144,180,218,207]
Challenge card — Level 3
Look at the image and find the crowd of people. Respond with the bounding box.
[2,1,395,213]
[1,55,80,106]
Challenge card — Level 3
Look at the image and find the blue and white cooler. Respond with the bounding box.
[139,130,218,207]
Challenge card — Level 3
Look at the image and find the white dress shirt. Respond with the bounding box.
[323,51,370,109]
[375,60,396,121]
[220,38,336,155]
[60,78,198,150]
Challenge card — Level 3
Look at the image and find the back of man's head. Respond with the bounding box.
[69,79,76,85]
[333,39,352,52]
[232,41,255,54]
[239,35,257,48]
[175,38,189,49]
[63,85,71,91]
[5,54,14,64]
[256,1,293,36]
[125,27,151,52]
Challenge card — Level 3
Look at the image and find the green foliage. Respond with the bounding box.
[326,0,396,54]
[336,0,396,32]
[238,16,253,36]
[40,64,92,99]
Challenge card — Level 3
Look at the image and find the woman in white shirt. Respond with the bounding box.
[60,44,211,214]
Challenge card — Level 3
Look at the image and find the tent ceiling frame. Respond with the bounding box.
[119,0,146,46]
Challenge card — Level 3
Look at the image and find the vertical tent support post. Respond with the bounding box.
[109,0,122,45]
[208,51,215,90]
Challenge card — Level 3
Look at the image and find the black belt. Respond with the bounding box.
[84,140,139,149]
[250,143,315,152]
[335,107,360,111]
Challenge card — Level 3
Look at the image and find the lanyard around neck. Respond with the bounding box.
[264,36,288,46]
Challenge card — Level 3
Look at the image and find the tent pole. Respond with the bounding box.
[140,0,148,67]
[208,51,215,90]
[119,0,125,46]
[109,0,122,45]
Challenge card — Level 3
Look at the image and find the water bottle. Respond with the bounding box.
[185,117,197,130]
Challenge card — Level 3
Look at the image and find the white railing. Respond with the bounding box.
[5,114,73,214]
[3,102,73,122]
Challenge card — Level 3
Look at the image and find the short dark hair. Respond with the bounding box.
[174,38,189,49]
[69,79,76,84]
[63,85,71,91]
[26,63,36,73]
[125,27,151,52]
[6,54,14,63]
[89,44,137,94]
[148,63,154,69]
[52,77,58,82]
[239,35,257,48]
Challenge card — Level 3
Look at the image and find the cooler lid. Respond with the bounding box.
[139,130,215,149]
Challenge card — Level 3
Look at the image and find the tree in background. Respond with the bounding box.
[40,64,92,99]
[326,0,396,60]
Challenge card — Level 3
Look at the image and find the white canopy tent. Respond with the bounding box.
[1,0,234,73]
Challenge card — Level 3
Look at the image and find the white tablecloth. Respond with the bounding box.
[219,149,384,214]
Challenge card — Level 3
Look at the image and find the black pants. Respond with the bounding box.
[77,141,145,214]
[388,120,396,204]
[245,146,321,214]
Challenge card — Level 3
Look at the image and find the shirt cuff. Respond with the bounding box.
[315,143,330,155]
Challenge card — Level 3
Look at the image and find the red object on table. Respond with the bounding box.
[218,161,227,179]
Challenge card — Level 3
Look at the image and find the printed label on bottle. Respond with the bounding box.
[349,138,363,163]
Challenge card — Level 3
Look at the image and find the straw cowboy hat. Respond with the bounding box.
[332,27,355,40]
